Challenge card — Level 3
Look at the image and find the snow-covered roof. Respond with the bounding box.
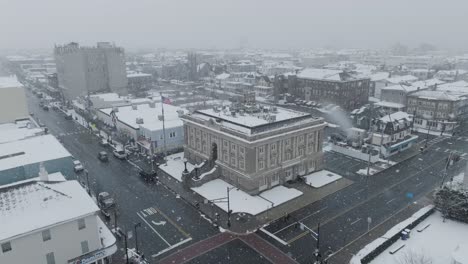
[375,101,405,109]
[436,80,468,93]
[0,180,98,243]
[297,68,343,81]
[0,75,23,89]
[100,103,187,131]
[380,111,411,123]
[90,93,123,102]
[410,78,445,89]
[0,122,43,144]
[215,73,230,80]
[127,72,152,78]
[381,84,419,93]
[196,106,308,128]
[0,134,71,172]
[369,72,390,81]
[385,75,418,84]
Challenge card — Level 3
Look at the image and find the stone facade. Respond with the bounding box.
[181,108,325,195]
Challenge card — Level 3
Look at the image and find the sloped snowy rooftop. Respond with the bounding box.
[380,111,412,123]
[386,75,418,84]
[0,134,71,172]
[0,180,98,242]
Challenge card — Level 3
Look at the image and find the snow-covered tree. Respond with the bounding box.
[434,186,468,223]
[397,250,432,264]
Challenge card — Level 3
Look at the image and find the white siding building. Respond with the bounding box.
[0,176,117,264]
[0,76,29,124]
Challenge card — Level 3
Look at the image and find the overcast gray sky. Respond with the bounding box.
[1,0,467,51]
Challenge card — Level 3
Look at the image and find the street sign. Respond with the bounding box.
[406,192,414,199]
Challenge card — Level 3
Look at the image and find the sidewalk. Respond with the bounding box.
[326,195,433,264]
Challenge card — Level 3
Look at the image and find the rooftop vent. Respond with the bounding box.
[231,111,236,117]
[132,104,137,110]
[112,107,119,113]
[158,115,164,121]
[136,118,144,124]
[149,102,156,108]
[177,110,184,117]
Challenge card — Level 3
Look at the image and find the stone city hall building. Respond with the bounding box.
[181,104,325,195]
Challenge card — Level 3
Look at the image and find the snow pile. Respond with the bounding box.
[304,170,342,188]
[350,205,434,264]
[357,167,380,176]
[192,179,302,215]
[367,210,468,264]
[159,152,194,182]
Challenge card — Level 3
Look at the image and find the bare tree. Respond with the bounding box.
[397,250,432,264]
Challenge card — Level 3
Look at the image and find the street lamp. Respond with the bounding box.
[134,222,142,254]
[183,158,188,173]
[194,164,200,180]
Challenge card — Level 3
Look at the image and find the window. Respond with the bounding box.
[46,252,55,264]
[42,229,51,241]
[78,218,86,230]
[258,160,264,170]
[81,241,89,254]
[169,132,176,138]
[1,242,11,253]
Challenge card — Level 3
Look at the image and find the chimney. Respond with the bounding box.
[38,162,49,181]
[149,102,156,108]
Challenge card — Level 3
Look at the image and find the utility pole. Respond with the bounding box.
[124,233,129,264]
[134,222,142,254]
[366,103,374,178]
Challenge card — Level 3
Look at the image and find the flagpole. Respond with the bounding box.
[160,92,167,163]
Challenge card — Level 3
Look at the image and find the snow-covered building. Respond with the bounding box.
[286,68,371,110]
[434,70,468,82]
[0,75,29,124]
[181,104,325,195]
[0,175,116,264]
[371,111,418,157]
[407,81,468,133]
[0,124,74,185]
[97,102,188,155]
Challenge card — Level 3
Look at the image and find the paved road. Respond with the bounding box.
[26,92,219,263]
[259,134,466,263]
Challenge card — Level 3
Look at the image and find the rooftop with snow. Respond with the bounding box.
[296,68,368,81]
[0,180,99,242]
[0,134,71,172]
[0,75,23,89]
[99,102,187,130]
[185,104,323,136]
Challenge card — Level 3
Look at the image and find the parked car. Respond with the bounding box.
[38,121,46,127]
[42,105,49,111]
[64,113,73,120]
[73,160,84,172]
[99,139,110,147]
[139,170,158,182]
[98,192,115,209]
[98,151,109,162]
[113,149,127,159]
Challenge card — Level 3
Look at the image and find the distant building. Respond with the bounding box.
[407,81,468,133]
[54,42,128,100]
[0,76,28,124]
[181,105,325,195]
[286,68,371,110]
[127,72,153,96]
[0,175,116,264]
[434,70,468,82]
[371,111,418,157]
[228,60,256,73]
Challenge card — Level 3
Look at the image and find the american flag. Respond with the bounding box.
[161,96,172,105]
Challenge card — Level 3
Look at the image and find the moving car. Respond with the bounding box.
[42,105,49,111]
[113,149,127,159]
[98,151,109,162]
[98,192,115,209]
[73,160,84,172]
[64,112,73,120]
